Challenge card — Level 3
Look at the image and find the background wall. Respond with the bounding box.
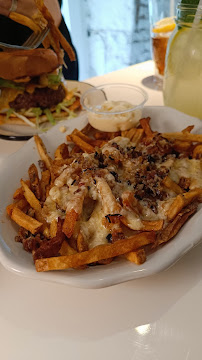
[62,0,151,80]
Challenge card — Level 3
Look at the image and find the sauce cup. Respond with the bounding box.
[80,83,148,132]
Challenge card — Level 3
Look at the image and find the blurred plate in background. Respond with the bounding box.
[0,80,94,141]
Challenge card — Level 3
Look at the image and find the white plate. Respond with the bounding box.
[0,80,93,139]
[0,106,202,288]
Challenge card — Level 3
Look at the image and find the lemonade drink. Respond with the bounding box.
[163,1,202,119]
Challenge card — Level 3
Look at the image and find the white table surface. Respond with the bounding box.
[1,60,202,360]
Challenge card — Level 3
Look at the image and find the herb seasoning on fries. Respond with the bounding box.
[7,117,202,272]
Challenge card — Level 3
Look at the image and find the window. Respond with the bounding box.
[62,0,151,80]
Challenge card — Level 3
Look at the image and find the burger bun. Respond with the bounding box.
[0,49,60,80]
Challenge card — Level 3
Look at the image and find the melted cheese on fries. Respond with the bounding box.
[42,134,202,248]
[170,159,202,189]
[8,117,202,271]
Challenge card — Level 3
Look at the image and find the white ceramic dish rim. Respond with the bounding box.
[0,106,202,289]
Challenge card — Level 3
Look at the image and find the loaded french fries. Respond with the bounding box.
[7,117,202,272]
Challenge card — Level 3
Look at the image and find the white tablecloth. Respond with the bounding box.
[1,60,201,360]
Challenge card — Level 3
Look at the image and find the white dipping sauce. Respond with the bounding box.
[87,100,142,132]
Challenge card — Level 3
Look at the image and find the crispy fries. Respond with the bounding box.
[54,143,69,160]
[34,0,75,61]
[162,132,202,143]
[21,179,41,213]
[121,128,144,146]
[59,241,77,256]
[9,12,41,33]
[70,135,95,153]
[121,128,137,141]
[142,220,164,231]
[162,176,183,195]
[50,219,58,238]
[96,177,122,215]
[125,248,146,265]
[21,179,49,236]
[131,128,144,145]
[35,232,155,271]
[140,117,156,143]
[34,135,52,169]
[71,129,94,144]
[13,180,31,200]
[11,207,43,234]
[166,188,202,220]
[7,198,28,217]
[182,125,194,133]
[8,116,202,273]
[77,231,89,253]
[62,186,87,238]
[173,140,191,153]
[33,218,65,260]
[62,209,78,239]
[193,144,202,159]
[9,1,76,64]
[157,202,198,246]
[28,164,41,200]
[67,129,105,148]
[40,169,50,201]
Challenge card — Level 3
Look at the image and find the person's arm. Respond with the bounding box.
[0,0,61,26]
[0,0,12,16]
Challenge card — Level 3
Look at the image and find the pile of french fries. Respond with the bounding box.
[7,118,202,272]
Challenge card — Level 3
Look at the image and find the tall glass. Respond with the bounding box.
[163,2,202,119]
[148,0,177,79]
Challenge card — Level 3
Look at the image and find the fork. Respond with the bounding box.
[0,27,49,51]
[22,27,49,49]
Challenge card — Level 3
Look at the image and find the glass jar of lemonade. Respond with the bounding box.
[163,1,202,119]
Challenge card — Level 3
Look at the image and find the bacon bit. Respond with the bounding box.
[105,214,122,224]
[106,233,112,243]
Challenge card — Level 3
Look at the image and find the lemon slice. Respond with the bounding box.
[152,17,176,33]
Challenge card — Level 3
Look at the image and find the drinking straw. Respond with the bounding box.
[193,0,202,26]
[170,0,175,17]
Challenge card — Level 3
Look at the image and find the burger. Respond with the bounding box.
[0,48,80,128]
